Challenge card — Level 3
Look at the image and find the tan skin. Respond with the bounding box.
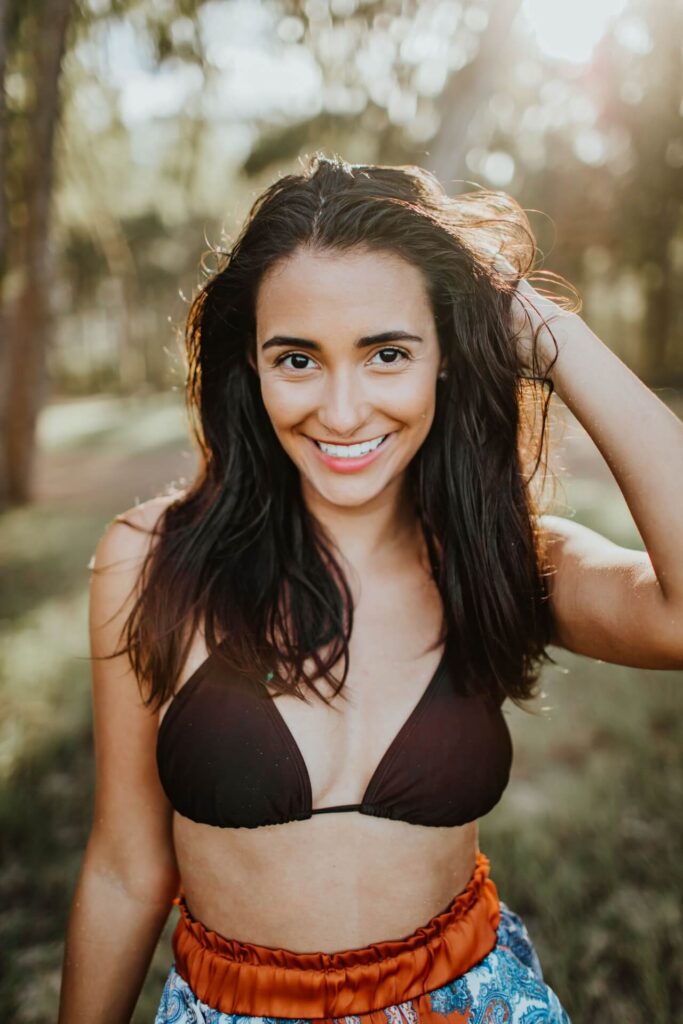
[59,246,683,1023]
[174,247,477,949]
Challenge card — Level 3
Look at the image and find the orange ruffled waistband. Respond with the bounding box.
[171,850,501,1018]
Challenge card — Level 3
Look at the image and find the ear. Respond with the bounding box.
[246,350,258,374]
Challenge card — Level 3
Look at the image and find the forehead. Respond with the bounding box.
[255,247,433,330]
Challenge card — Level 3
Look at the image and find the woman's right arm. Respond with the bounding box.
[58,499,180,1024]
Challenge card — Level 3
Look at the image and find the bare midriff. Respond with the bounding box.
[173,814,479,953]
[163,530,481,953]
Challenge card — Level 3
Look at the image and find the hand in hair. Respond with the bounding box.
[493,253,579,377]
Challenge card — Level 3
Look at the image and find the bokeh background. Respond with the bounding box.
[0,0,681,1020]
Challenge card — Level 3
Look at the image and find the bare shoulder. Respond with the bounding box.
[84,492,188,890]
[89,490,184,573]
[89,491,193,679]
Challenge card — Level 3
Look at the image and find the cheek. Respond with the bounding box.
[259,382,308,430]
[390,375,438,422]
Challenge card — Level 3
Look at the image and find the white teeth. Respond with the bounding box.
[316,435,387,458]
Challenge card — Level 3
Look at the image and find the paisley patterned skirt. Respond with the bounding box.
[154,853,570,1024]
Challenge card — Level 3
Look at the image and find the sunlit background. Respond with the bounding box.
[1,1,681,1020]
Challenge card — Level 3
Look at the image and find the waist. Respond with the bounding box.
[173,811,479,949]
[171,849,500,1017]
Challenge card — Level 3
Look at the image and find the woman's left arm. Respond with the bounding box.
[517,280,683,670]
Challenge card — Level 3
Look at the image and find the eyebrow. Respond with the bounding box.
[261,330,424,352]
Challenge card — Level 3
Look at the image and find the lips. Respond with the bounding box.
[305,431,395,473]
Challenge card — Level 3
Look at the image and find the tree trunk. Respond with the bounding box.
[0,0,73,506]
[426,0,523,191]
[641,259,672,387]
[0,0,11,498]
[0,0,8,278]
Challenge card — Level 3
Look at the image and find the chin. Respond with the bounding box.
[308,485,392,510]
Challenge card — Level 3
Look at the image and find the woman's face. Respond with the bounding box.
[252,245,444,511]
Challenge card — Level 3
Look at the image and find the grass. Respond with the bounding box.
[1,390,681,1022]
[482,661,682,1021]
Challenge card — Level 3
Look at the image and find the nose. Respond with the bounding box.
[316,366,372,438]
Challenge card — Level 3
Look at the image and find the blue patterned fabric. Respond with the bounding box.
[154,903,571,1024]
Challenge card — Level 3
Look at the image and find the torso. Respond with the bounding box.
[158,536,480,953]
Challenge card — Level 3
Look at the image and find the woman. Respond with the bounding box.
[58,155,683,1024]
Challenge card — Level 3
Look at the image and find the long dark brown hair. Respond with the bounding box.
[105,153,573,712]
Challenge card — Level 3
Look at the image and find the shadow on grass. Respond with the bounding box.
[0,715,175,1023]
[0,722,94,1019]
[482,675,683,1023]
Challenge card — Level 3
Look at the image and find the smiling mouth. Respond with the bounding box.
[307,434,391,459]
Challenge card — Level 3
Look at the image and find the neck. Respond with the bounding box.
[300,474,422,576]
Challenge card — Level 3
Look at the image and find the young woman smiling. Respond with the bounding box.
[58,155,683,1024]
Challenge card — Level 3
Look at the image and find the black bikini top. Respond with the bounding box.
[156,639,513,829]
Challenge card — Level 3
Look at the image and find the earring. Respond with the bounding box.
[438,369,448,380]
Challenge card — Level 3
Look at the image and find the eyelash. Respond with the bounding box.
[274,347,412,371]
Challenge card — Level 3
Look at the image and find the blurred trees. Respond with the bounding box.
[0,0,209,506]
[0,0,681,506]
[0,0,72,505]
[265,0,682,384]
[603,0,683,383]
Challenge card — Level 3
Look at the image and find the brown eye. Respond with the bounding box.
[370,347,410,366]
[276,353,315,371]
[274,346,411,372]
